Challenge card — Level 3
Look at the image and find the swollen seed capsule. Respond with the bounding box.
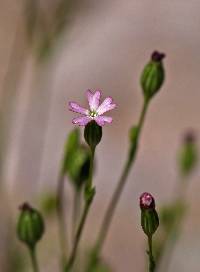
[17,203,45,249]
[141,51,165,100]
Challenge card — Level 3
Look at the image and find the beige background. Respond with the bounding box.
[0,1,200,271]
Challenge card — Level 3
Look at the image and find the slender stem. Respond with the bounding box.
[66,201,90,271]
[56,174,68,268]
[65,148,95,271]
[72,189,81,241]
[94,99,149,255]
[87,148,95,189]
[29,247,39,272]
[148,236,155,272]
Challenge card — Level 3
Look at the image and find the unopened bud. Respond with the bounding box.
[17,203,45,249]
[141,51,165,100]
[179,130,198,176]
[140,193,159,237]
[84,121,102,150]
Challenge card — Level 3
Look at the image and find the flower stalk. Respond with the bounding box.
[29,246,39,272]
[66,90,115,271]
[148,236,155,272]
[86,51,166,270]
[65,146,96,271]
[91,98,149,260]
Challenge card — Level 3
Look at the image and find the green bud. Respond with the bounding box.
[84,121,102,150]
[140,193,159,237]
[68,145,91,189]
[141,51,165,100]
[141,209,159,237]
[178,131,198,176]
[61,128,80,176]
[17,203,45,249]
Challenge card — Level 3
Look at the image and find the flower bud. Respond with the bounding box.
[17,203,45,249]
[178,130,198,176]
[61,128,80,176]
[84,121,102,150]
[140,193,159,237]
[140,51,165,100]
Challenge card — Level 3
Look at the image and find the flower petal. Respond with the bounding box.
[87,89,101,111]
[97,97,116,115]
[94,116,113,126]
[72,116,91,126]
[69,102,89,115]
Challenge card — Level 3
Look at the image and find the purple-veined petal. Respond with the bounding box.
[97,97,116,115]
[72,116,91,126]
[87,90,101,111]
[69,102,89,115]
[94,116,113,126]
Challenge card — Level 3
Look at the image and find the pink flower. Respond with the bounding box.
[69,90,116,126]
[140,192,155,210]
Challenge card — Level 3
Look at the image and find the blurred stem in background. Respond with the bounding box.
[86,51,166,271]
[0,23,28,188]
[57,173,68,269]
[155,130,198,272]
[72,189,81,241]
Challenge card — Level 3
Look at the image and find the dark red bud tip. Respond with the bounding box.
[140,192,155,209]
[183,130,196,144]
[151,51,166,62]
[19,202,34,212]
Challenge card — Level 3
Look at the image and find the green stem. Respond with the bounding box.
[87,148,95,189]
[56,174,68,268]
[148,236,155,272]
[66,201,90,271]
[29,247,39,272]
[93,99,149,257]
[72,189,81,241]
[65,148,95,271]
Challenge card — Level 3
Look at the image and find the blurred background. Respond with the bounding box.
[0,0,200,271]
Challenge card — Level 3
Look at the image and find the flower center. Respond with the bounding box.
[89,110,98,118]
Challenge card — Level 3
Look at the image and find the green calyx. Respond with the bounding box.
[84,121,102,151]
[141,209,159,237]
[17,203,45,249]
[179,141,198,177]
